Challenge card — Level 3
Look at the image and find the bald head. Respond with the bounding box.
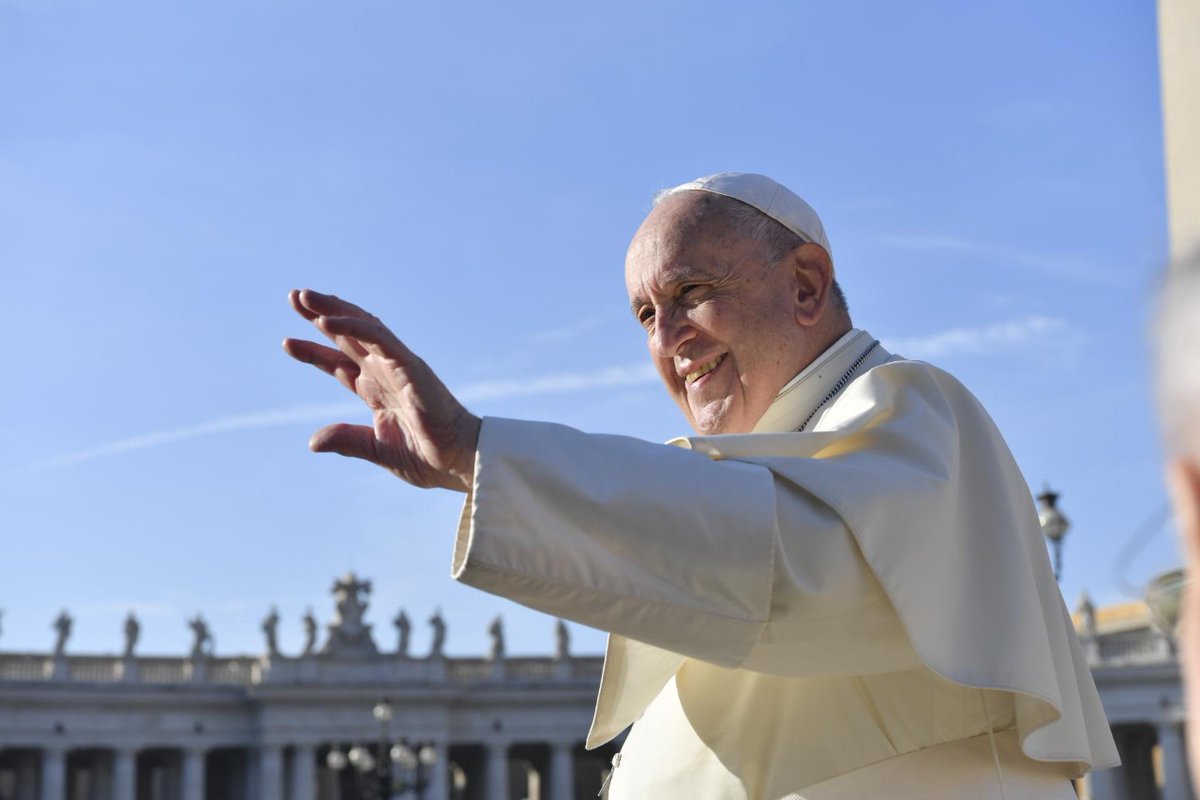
[647,189,850,315]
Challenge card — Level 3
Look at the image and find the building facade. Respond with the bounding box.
[0,574,617,800]
[1076,595,1192,800]
[0,577,1191,800]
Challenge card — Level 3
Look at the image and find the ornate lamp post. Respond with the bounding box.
[326,698,439,799]
[1037,485,1070,583]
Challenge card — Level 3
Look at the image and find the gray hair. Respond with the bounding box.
[653,189,849,313]
[1156,246,1200,460]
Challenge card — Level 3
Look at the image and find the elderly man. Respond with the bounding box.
[1157,249,1200,789]
[285,173,1117,798]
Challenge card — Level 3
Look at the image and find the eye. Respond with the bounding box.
[678,283,710,305]
[637,307,655,330]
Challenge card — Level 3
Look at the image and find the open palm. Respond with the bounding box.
[283,289,480,492]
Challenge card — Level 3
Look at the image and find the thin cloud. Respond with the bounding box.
[979,98,1071,133]
[25,364,659,472]
[27,402,362,472]
[883,316,1083,361]
[524,316,605,346]
[458,363,656,402]
[880,233,1115,283]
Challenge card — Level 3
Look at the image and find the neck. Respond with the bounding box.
[752,328,882,433]
[804,318,853,366]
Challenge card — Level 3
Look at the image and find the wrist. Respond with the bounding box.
[448,414,482,492]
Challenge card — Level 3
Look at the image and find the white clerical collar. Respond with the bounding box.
[752,328,878,433]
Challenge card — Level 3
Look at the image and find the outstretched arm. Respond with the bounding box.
[454,417,914,674]
[283,289,480,492]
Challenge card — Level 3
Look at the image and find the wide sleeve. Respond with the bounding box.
[451,416,919,675]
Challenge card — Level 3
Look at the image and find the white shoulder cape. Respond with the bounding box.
[587,359,1118,775]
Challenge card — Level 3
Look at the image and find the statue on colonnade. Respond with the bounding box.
[429,609,446,658]
[555,618,570,660]
[262,606,280,657]
[52,609,72,657]
[123,611,140,658]
[393,609,411,657]
[187,614,214,658]
[322,571,378,656]
[301,607,318,656]
[488,615,505,661]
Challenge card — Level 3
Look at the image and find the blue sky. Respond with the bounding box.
[0,0,1171,659]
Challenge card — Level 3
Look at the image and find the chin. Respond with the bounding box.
[689,407,740,436]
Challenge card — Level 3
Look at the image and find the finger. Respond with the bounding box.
[288,289,319,322]
[317,315,418,365]
[307,315,370,361]
[297,289,379,322]
[283,338,362,392]
[309,423,382,464]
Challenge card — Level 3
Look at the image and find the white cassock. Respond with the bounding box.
[452,329,1119,799]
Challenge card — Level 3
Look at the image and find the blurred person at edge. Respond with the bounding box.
[1157,247,1200,791]
[285,173,1117,798]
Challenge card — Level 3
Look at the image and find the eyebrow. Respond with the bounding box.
[628,265,714,316]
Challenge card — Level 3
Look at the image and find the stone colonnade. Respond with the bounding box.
[1085,720,1192,800]
[0,738,596,800]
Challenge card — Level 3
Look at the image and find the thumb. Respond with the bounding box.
[310,423,382,465]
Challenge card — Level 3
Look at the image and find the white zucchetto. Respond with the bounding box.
[661,172,832,259]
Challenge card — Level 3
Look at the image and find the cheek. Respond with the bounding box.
[652,356,683,393]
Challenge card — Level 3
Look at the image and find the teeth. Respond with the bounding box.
[685,356,724,384]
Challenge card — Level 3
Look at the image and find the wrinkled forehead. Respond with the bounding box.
[625,193,748,284]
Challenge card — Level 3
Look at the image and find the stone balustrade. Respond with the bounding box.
[2,624,1169,691]
[0,651,604,688]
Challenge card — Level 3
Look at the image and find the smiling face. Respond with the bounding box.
[625,192,839,435]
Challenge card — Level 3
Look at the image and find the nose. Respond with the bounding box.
[648,306,695,359]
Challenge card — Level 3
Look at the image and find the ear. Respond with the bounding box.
[789,243,836,327]
[1168,458,1200,566]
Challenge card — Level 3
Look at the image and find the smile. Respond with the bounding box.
[685,355,725,385]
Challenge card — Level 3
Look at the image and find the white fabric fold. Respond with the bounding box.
[451,334,1117,795]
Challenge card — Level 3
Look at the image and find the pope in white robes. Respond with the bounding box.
[285,172,1119,799]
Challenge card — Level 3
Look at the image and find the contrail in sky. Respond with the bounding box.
[26,364,659,472]
[878,234,1115,284]
[883,316,1081,360]
[25,315,1071,473]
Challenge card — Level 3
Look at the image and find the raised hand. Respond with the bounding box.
[283,289,480,492]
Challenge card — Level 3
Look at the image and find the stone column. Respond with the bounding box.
[111,749,138,800]
[1159,0,1200,258]
[40,748,67,800]
[258,746,284,800]
[290,745,317,800]
[181,748,206,800]
[549,742,574,800]
[1086,765,1124,800]
[485,741,509,800]
[1159,721,1192,800]
[423,742,451,800]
